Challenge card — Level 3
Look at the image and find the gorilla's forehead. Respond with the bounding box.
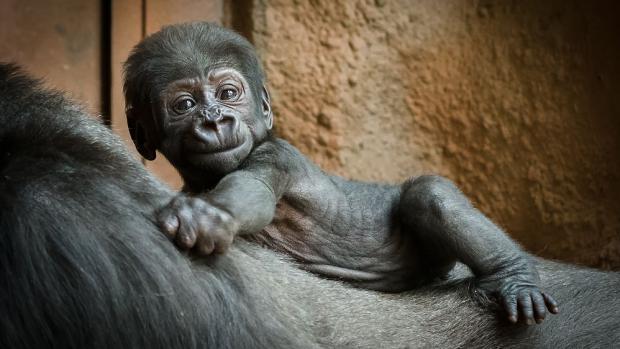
[150,57,246,92]
[163,67,247,92]
[152,46,251,77]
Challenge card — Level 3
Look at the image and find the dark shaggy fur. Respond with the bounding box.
[0,64,618,348]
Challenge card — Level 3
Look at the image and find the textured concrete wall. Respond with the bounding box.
[244,0,620,268]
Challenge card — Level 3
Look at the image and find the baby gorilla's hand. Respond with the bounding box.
[477,274,559,325]
[157,194,239,255]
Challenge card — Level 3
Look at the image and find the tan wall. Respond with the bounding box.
[1,1,618,269]
[247,0,620,268]
[0,0,102,113]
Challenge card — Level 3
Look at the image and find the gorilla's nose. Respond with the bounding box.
[200,106,223,124]
[197,106,238,134]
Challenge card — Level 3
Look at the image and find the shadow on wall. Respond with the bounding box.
[238,0,620,269]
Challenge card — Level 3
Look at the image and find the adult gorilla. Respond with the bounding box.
[0,64,617,348]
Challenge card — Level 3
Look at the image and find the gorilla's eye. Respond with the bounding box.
[217,87,239,101]
[173,98,196,113]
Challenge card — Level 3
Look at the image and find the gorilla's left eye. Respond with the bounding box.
[173,98,196,113]
[217,87,239,101]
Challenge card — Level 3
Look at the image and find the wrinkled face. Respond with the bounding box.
[156,67,270,175]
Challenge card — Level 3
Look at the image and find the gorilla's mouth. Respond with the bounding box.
[185,136,253,173]
[184,134,252,165]
[195,141,244,155]
[186,128,246,155]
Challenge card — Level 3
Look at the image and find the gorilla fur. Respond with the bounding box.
[0,64,618,348]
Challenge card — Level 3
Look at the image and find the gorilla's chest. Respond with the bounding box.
[259,199,335,263]
[258,198,407,269]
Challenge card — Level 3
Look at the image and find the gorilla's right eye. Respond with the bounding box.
[173,98,196,113]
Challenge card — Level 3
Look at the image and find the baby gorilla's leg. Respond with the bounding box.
[399,175,558,325]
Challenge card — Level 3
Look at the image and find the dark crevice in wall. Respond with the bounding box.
[100,0,112,125]
[223,0,254,43]
[141,0,147,38]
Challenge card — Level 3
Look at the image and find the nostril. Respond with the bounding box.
[203,122,219,131]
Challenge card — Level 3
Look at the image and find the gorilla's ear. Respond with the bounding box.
[261,85,273,130]
[126,106,157,161]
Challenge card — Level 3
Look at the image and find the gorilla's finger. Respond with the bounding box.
[543,293,559,314]
[161,215,180,237]
[195,234,215,256]
[531,292,547,324]
[502,294,518,324]
[176,210,198,249]
[212,231,233,254]
[518,294,534,325]
[157,206,180,237]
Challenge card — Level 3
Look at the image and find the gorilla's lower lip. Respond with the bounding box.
[190,141,244,155]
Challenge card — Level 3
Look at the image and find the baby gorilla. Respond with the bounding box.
[124,22,558,325]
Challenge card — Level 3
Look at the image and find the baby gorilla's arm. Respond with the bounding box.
[157,141,291,254]
[157,170,281,255]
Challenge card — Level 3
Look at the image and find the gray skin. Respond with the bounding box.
[124,22,557,326]
[2,63,618,349]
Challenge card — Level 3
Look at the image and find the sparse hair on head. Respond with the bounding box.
[123,22,265,109]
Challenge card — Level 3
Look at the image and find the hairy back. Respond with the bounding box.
[0,64,313,349]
